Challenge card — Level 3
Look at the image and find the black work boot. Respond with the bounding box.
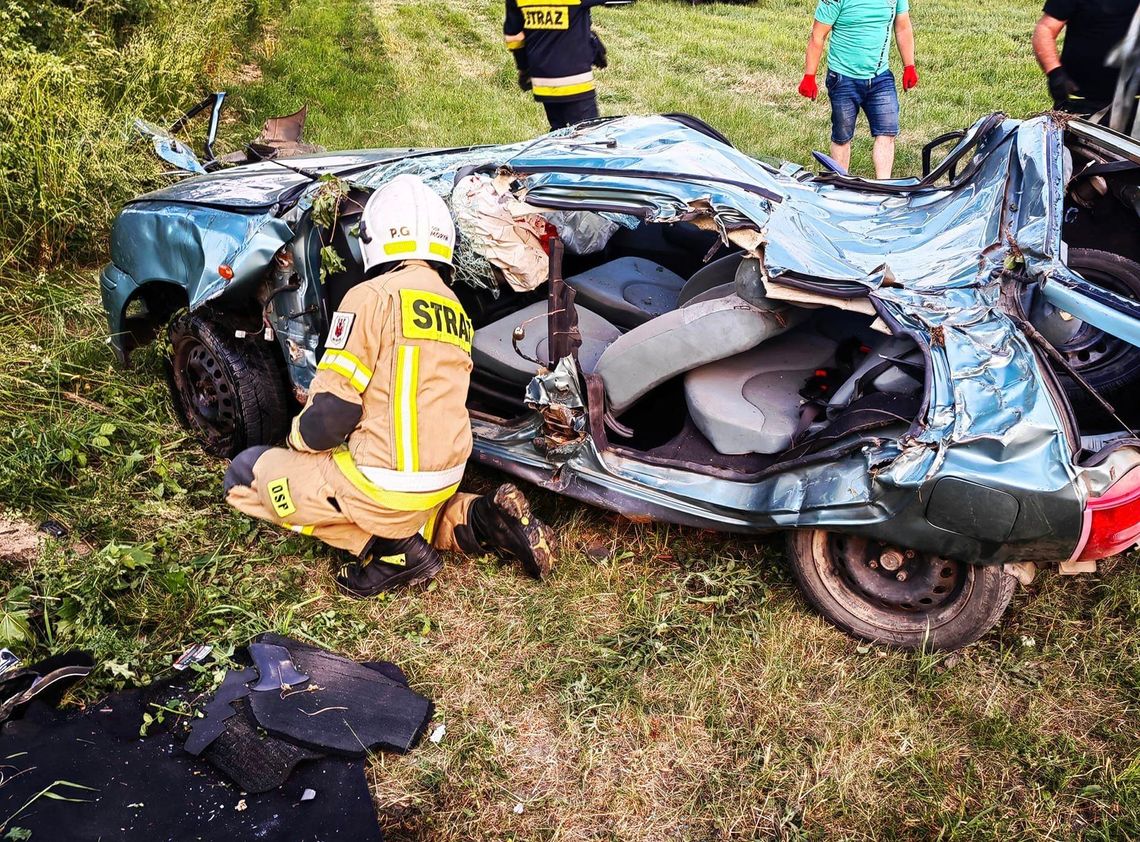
[335,534,443,598]
[455,484,555,579]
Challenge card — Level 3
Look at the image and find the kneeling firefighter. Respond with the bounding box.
[224,174,555,596]
[505,0,634,131]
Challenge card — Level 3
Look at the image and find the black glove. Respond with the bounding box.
[518,71,532,92]
[1047,66,1080,104]
[590,31,608,69]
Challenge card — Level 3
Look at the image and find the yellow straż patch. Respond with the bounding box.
[522,7,569,29]
[399,289,473,353]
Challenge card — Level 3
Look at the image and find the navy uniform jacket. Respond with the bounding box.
[504,0,612,102]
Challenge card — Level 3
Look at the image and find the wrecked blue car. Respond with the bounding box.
[101,102,1140,649]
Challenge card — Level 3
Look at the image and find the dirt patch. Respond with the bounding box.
[0,514,42,564]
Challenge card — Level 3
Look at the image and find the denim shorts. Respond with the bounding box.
[825,69,899,144]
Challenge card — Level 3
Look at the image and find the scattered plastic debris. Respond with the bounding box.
[513,802,524,815]
[235,799,247,812]
[301,789,316,802]
[429,724,446,744]
[173,644,213,671]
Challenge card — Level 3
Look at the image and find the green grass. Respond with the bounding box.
[1,0,1139,839]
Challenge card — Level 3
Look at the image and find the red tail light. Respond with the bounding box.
[1073,467,1140,562]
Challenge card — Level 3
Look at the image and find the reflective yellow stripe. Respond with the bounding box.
[429,242,453,259]
[383,240,418,255]
[393,345,420,472]
[505,33,525,48]
[420,507,440,543]
[281,522,315,536]
[533,81,595,97]
[318,350,372,393]
[291,419,310,451]
[333,447,458,511]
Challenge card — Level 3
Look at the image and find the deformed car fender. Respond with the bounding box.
[101,202,294,361]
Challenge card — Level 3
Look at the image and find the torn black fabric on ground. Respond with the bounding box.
[0,694,383,842]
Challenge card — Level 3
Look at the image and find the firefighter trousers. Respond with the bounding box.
[224,446,478,556]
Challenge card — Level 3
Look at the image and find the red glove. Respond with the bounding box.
[798,74,818,100]
[902,64,918,91]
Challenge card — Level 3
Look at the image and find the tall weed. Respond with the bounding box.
[0,0,282,270]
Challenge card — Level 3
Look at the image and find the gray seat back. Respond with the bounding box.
[677,252,744,306]
[595,292,805,415]
[564,257,685,329]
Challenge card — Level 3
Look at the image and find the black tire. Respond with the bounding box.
[166,311,291,458]
[1053,248,1140,415]
[786,530,1016,651]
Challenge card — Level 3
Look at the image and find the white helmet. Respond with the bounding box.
[359,174,456,272]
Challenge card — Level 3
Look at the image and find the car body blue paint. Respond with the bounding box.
[100,113,1140,563]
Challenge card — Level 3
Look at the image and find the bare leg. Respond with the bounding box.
[872,135,896,179]
[830,141,852,172]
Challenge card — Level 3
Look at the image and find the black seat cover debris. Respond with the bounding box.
[0,694,383,842]
[248,633,433,756]
[202,697,325,794]
[183,666,256,755]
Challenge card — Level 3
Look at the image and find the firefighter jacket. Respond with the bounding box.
[504,0,612,102]
[288,260,474,509]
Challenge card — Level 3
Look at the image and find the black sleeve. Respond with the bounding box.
[294,392,363,452]
[1043,0,1075,20]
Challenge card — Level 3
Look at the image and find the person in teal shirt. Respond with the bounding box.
[797,0,918,178]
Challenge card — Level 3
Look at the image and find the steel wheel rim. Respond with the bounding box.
[176,337,237,443]
[814,532,974,634]
[1056,265,1134,376]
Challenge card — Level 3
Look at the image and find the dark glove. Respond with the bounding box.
[1047,66,1079,103]
[518,71,532,92]
[590,31,608,69]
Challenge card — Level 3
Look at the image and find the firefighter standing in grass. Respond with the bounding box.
[505,0,633,130]
[224,174,555,597]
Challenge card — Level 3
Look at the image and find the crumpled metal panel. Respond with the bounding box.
[134,120,206,175]
[457,114,1087,560]
[110,201,293,309]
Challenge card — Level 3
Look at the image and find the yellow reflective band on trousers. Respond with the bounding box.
[333,447,458,511]
[532,80,595,97]
[393,344,421,472]
[399,289,473,353]
[281,521,315,535]
[317,349,372,393]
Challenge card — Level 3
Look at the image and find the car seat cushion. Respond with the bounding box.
[684,334,838,455]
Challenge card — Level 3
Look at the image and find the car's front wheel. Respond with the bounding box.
[787,530,1016,651]
[166,311,291,458]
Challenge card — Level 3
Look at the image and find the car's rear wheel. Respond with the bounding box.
[166,311,291,458]
[787,530,1016,651]
[1052,248,1140,416]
